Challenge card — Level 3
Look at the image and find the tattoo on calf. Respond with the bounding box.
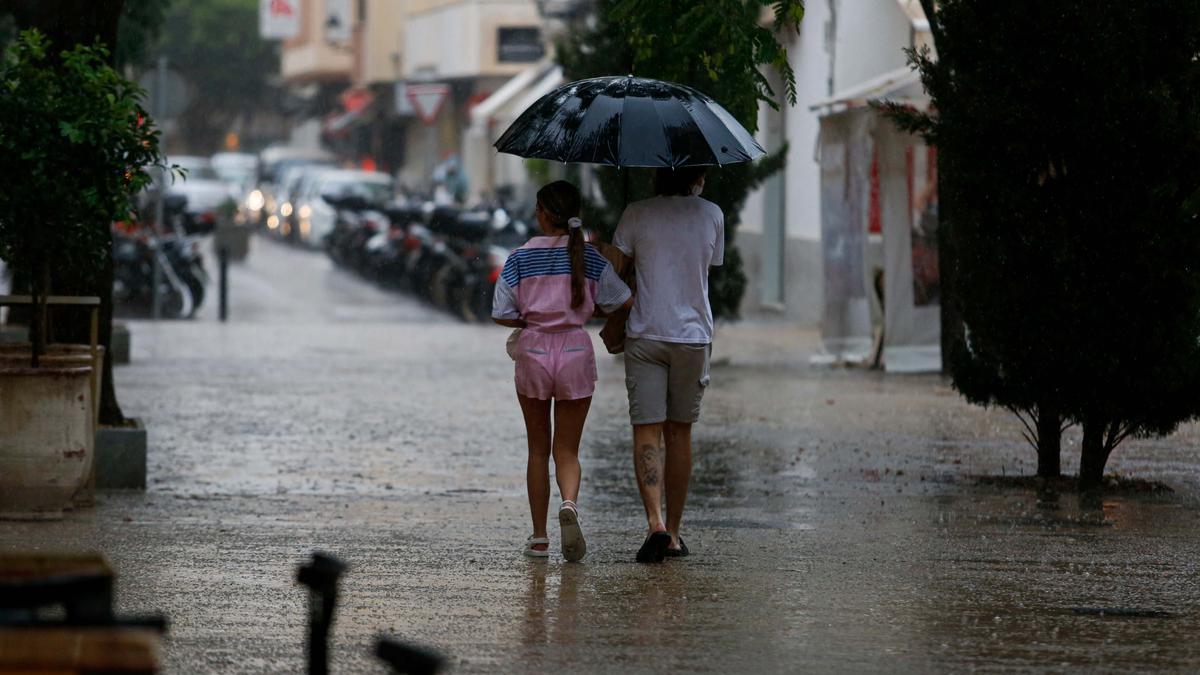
[638,443,661,487]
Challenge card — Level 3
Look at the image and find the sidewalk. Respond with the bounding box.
[3,239,1198,673]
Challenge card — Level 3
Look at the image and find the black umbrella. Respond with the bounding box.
[494,75,765,168]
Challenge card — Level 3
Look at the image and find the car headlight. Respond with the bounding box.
[247,189,265,211]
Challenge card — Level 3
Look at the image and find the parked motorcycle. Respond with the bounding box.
[112,230,205,319]
[458,210,531,322]
[359,203,424,287]
[113,194,207,319]
[324,194,388,272]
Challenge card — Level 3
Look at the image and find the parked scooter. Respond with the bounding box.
[427,209,493,313]
[324,194,389,273]
[364,203,426,287]
[112,230,200,319]
[112,194,208,319]
[457,209,531,322]
[404,204,455,300]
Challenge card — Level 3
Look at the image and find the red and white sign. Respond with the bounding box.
[407,84,451,125]
[260,0,299,40]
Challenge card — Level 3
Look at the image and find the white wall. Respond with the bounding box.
[403,0,542,80]
[738,0,919,323]
[781,0,836,241]
[832,0,913,92]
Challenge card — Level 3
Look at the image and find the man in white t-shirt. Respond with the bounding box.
[612,166,724,563]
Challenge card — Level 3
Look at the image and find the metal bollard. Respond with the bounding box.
[218,245,229,322]
[296,552,346,675]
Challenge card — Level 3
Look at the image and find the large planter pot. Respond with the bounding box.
[0,364,94,520]
[0,343,104,506]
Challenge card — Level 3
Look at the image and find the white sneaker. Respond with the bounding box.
[558,501,587,562]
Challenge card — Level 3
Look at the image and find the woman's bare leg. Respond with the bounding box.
[518,394,553,549]
[551,397,591,503]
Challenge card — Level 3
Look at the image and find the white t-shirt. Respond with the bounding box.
[613,195,724,344]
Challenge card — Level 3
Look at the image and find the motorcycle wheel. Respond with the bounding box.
[465,282,494,323]
[162,287,188,319]
[429,264,453,309]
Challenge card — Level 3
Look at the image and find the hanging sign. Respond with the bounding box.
[407,84,451,125]
[325,0,353,44]
[260,0,299,40]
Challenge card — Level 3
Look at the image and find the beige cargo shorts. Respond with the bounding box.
[624,337,712,425]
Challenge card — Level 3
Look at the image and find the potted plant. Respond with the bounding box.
[0,31,165,518]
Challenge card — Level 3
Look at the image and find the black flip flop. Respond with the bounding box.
[636,531,672,563]
[665,537,689,558]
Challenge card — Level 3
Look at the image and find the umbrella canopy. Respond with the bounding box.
[494,75,765,168]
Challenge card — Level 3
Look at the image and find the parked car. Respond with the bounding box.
[254,146,335,229]
[294,169,395,248]
[268,163,328,240]
[164,156,239,234]
[211,152,259,196]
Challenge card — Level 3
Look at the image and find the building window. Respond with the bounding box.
[497,27,545,63]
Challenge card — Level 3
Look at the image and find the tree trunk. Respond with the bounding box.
[1078,418,1109,492]
[1035,403,1062,478]
[28,260,47,368]
[52,229,124,424]
[4,0,127,422]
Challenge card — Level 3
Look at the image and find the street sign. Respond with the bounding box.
[260,0,299,40]
[407,84,450,125]
[137,68,191,120]
[325,0,353,44]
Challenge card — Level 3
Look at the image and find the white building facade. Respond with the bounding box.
[739,0,930,326]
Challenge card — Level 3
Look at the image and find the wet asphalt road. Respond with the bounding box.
[5,236,1200,673]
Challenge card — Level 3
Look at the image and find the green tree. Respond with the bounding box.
[157,0,280,151]
[556,0,803,318]
[885,1,1200,490]
[0,0,170,424]
[115,0,170,68]
[0,31,165,366]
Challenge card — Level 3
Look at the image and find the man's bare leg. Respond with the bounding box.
[663,420,693,550]
[632,423,666,532]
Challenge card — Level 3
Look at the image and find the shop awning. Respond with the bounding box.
[323,87,376,136]
[809,67,925,116]
[469,63,551,128]
[503,66,564,121]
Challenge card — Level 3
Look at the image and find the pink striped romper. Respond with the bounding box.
[492,235,631,400]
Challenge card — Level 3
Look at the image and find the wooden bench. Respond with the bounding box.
[0,627,159,674]
[0,553,161,673]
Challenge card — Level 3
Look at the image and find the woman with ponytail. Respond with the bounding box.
[492,180,633,561]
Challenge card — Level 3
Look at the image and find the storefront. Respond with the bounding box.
[812,68,941,373]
